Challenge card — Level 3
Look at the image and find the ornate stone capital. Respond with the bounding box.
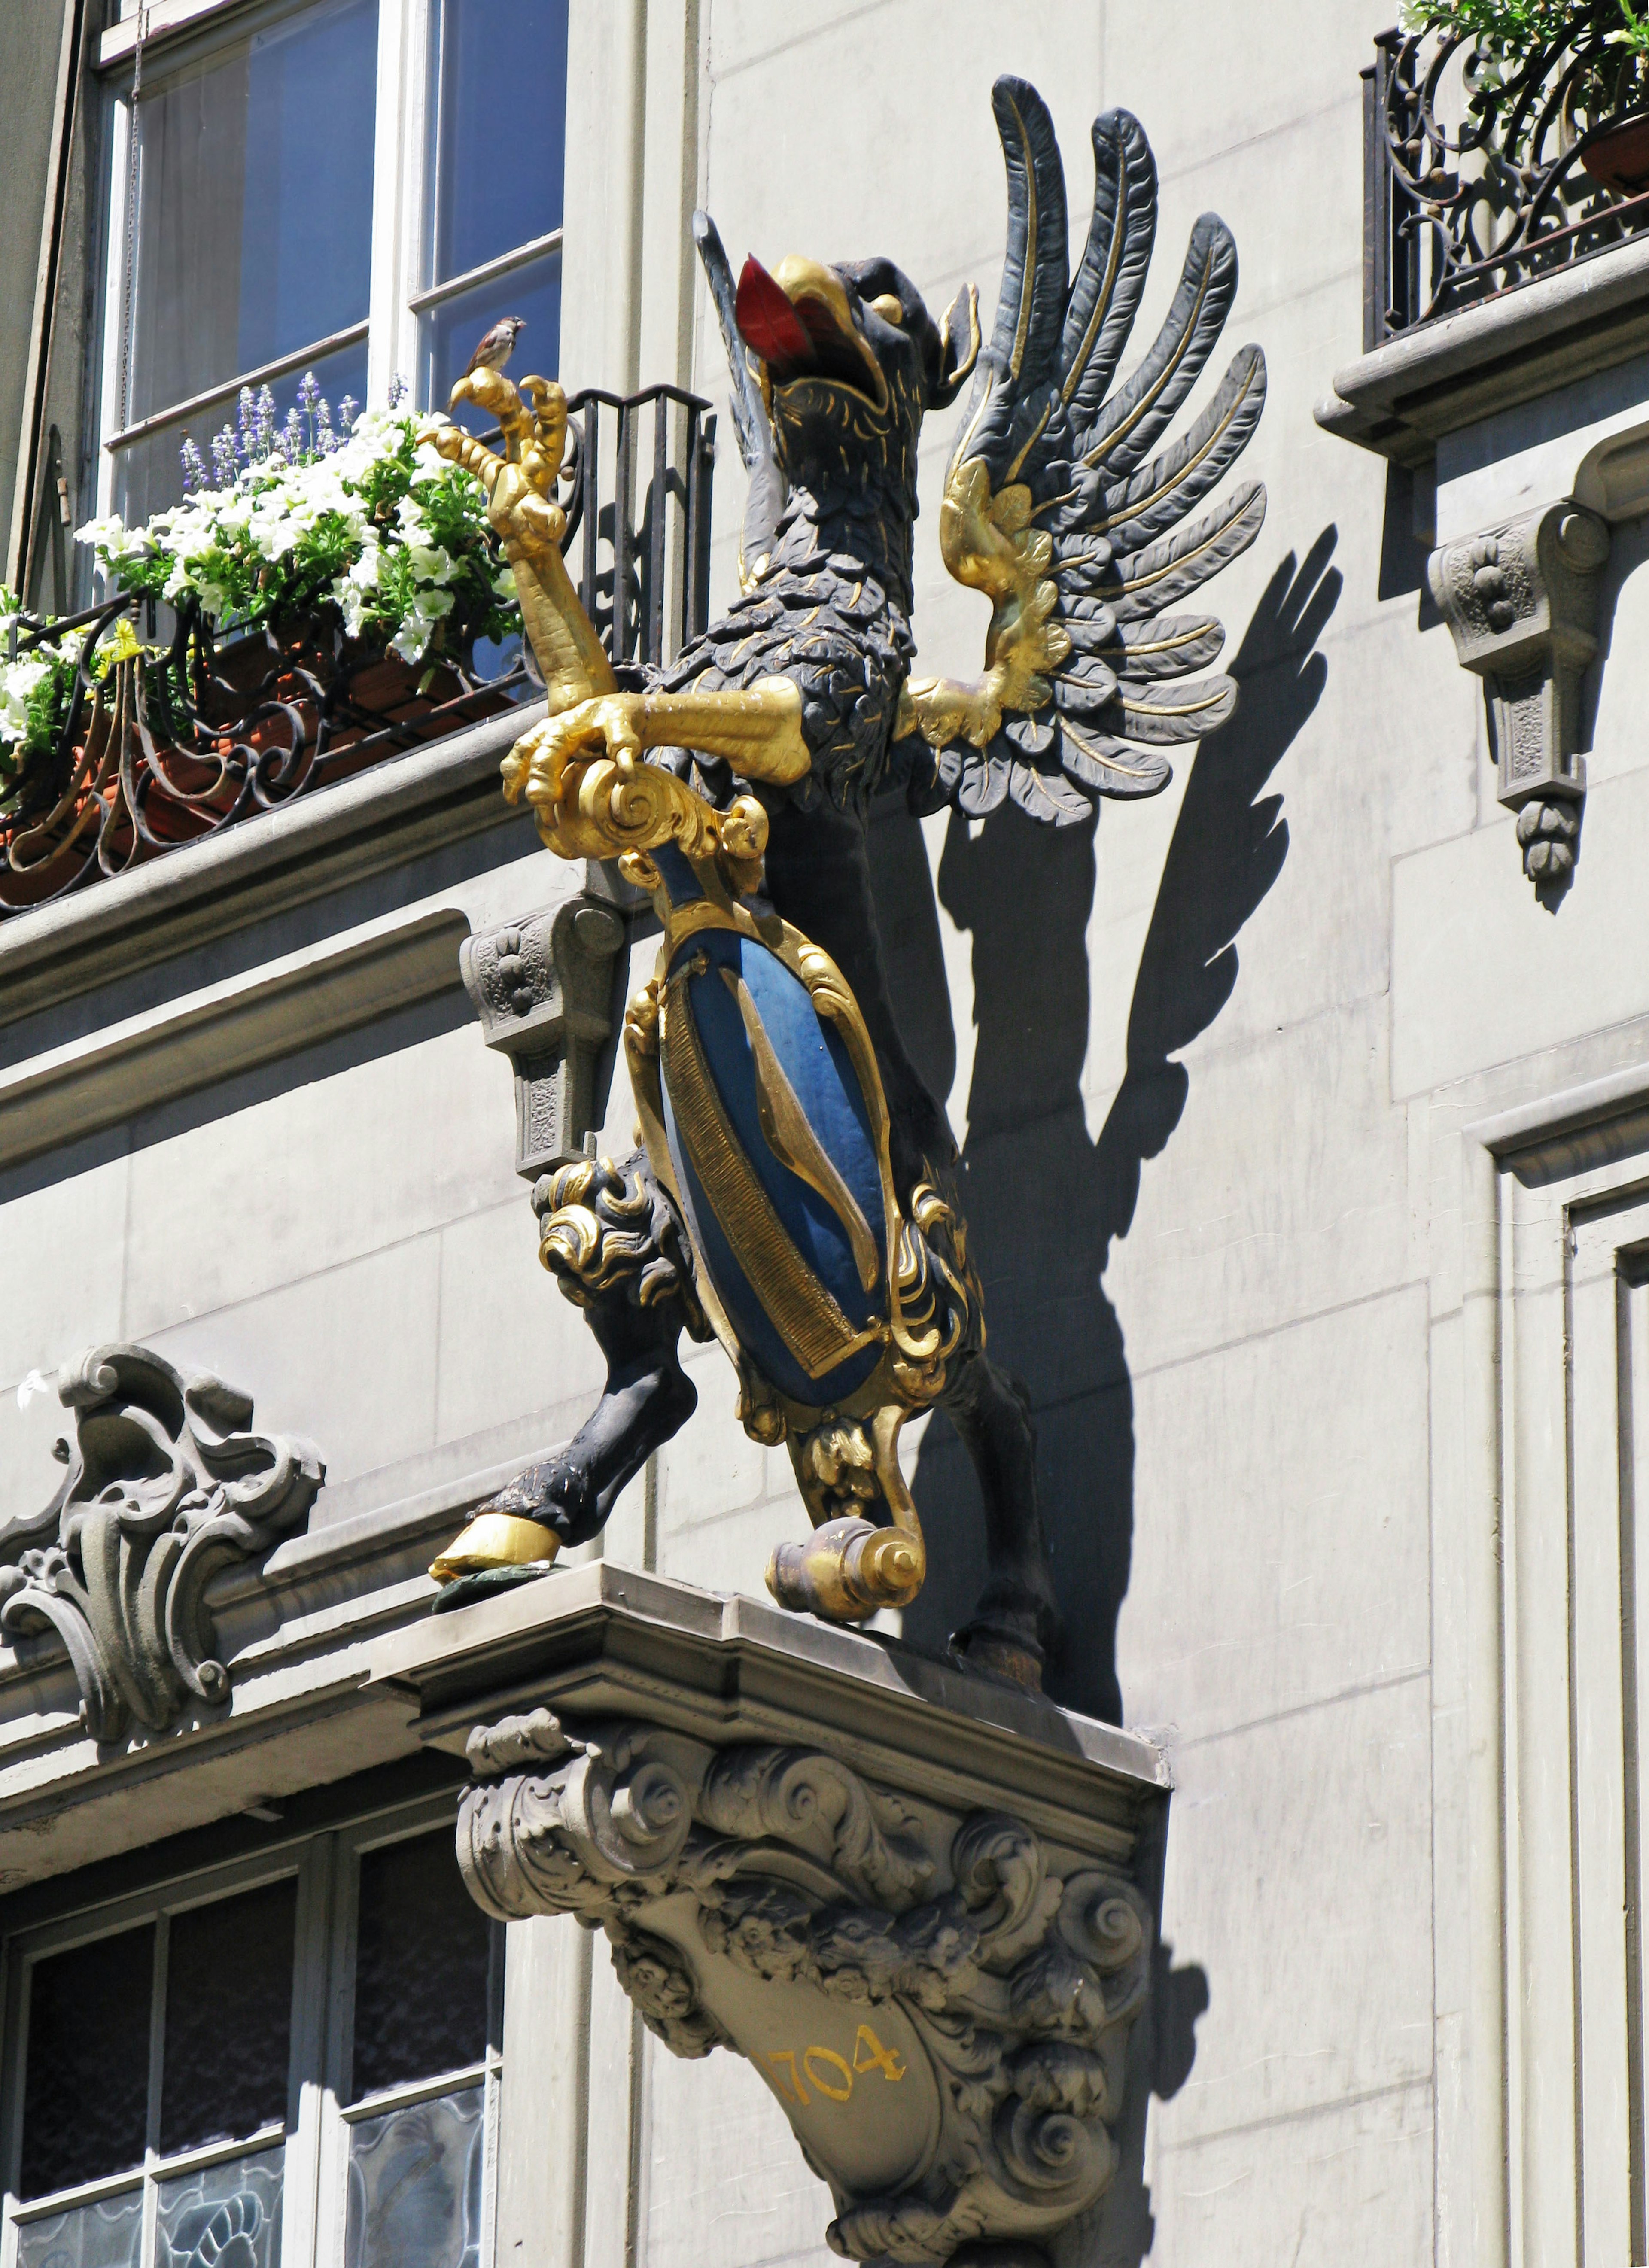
[459,1706,1150,2268]
[0,1345,323,1742]
[1427,500,1609,891]
[459,893,627,1178]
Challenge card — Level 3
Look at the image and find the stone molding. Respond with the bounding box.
[0,905,468,1177]
[1426,500,1609,891]
[459,894,627,1178]
[459,1704,1151,2268]
[0,1344,322,1743]
[1314,233,1649,465]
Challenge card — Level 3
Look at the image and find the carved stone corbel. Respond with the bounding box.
[459,1706,1152,2268]
[459,894,627,1178]
[1427,500,1610,893]
[0,1345,323,1742]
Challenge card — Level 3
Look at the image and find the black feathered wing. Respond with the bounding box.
[910,80,1266,826]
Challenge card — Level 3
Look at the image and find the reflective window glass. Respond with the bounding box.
[351,1831,492,2100]
[112,336,369,527]
[128,0,377,424]
[429,0,568,284]
[161,1878,297,2156]
[422,253,561,427]
[20,1924,154,2201]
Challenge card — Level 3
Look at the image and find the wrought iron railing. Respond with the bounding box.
[0,383,715,919]
[1364,7,1649,347]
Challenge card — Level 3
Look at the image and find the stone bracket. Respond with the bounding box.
[1427,500,1610,891]
[459,892,627,1179]
[368,1565,1171,2268]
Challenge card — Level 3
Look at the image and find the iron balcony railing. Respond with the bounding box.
[1364,6,1649,348]
[0,383,715,920]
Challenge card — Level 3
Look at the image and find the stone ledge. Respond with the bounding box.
[369,1560,1170,1861]
[0,696,544,1033]
[0,901,469,1172]
[1315,236,1649,465]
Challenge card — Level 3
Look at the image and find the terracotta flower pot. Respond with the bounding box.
[1581,109,1649,195]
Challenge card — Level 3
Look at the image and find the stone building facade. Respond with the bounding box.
[0,3,1644,2265]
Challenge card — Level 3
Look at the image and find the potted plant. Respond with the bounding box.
[0,376,528,904]
[1401,0,1649,191]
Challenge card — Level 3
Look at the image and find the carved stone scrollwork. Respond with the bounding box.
[458,1708,1152,2267]
[0,1345,323,1742]
[1427,500,1610,894]
[458,892,627,1178]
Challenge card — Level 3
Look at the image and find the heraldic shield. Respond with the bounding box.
[619,838,981,1627]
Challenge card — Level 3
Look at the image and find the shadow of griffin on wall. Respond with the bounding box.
[424,76,1267,1691]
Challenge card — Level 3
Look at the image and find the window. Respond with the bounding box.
[96,0,569,529]
[0,1800,502,2268]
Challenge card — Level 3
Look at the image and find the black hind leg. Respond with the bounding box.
[942,1348,1062,1688]
[432,1152,710,1579]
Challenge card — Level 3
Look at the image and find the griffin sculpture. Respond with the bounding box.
[427,79,1266,1689]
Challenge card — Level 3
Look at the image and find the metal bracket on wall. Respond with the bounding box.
[459,893,628,1179]
[1427,500,1610,897]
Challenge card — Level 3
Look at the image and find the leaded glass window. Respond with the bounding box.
[0,1798,501,2268]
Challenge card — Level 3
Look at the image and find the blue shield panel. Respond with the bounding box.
[659,926,888,1409]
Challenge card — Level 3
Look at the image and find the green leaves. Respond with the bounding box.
[1399,0,1649,60]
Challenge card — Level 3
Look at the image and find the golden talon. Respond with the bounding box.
[429,1511,562,1584]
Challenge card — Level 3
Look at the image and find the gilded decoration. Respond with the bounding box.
[429,77,1266,1687]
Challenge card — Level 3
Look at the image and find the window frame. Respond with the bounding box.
[90,0,565,532]
[0,1788,501,2268]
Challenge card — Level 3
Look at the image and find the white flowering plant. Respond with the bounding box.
[78,375,520,672]
[0,594,87,791]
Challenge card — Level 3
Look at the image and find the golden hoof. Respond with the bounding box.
[429,1511,562,1586]
[767,1514,923,1623]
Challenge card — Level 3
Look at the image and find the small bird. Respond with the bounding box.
[464,316,526,378]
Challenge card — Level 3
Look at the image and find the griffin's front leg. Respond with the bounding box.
[421,372,615,714]
[507,679,814,828]
[429,1153,710,1586]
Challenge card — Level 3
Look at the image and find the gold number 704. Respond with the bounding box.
[766,2025,907,2107]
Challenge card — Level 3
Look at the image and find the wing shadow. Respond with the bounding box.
[879,530,1340,1725]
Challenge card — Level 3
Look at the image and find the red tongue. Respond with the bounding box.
[735,257,815,367]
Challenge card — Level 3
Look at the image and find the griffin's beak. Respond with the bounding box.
[734,255,890,414]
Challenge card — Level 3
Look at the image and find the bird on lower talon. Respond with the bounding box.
[464,316,526,377]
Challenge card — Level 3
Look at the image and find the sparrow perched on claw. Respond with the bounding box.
[463,316,526,377]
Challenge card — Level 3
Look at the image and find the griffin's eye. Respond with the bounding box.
[868,294,904,326]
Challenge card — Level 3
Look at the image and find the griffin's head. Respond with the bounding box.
[734,252,978,496]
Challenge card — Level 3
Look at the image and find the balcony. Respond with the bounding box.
[0,384,715,922]
[1320,7,1649,466]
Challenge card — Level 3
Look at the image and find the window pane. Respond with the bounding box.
[421,251,561,429]
[161,1878,296,2156]
[21,1924,154,2200]
[15,2192,143,2268]
[110,335,369,528]
[344,2086,484,2268]
[129,0,377,425]
[157,2143,283,2268]
[429,0,567,284]
[351,1831,490,2100]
